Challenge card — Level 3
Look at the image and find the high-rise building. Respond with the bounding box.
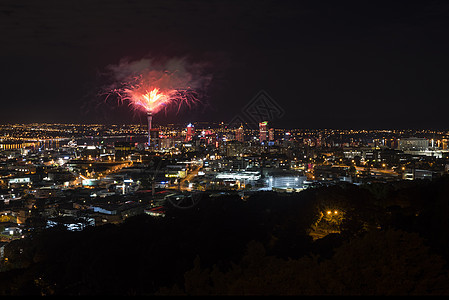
[185,123,194,142]
[114,142,135,160]
[268,128,274,141]
[236,125,244,142]
[160,137,176,149]
[259,121,268,143]
[149,128,159,149]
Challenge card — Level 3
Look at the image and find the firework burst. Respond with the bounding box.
[102,56,212,146]
[104,57,208,116]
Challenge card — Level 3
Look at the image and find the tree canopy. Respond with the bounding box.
[1,176,449,295]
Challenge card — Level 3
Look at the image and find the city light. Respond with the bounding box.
[2,1,449,296]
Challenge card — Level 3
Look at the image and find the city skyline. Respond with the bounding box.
[2,1,449,296]
[1,0,449,129]
[1,120,448,295]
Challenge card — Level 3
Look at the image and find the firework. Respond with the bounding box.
[122,86,195,146]
[105,57,210,147]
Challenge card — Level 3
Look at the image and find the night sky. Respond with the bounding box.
[1,0,449,129]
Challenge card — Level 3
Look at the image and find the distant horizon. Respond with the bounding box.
[0,122,448,132]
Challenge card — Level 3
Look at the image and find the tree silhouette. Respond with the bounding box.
[169,229,449,296]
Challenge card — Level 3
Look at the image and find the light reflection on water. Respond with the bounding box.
[75,135,148,146]
[42,135,148,148]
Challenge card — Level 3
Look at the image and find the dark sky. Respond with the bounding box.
[1,0,449,129]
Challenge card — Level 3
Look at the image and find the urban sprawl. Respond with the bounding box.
[1,122,448,245]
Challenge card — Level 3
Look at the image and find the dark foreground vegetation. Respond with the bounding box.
[1,176,449,295]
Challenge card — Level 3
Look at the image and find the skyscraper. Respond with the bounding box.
[269,128,274,141]
[185,123,194,142]
[149,128,159,149]
[236,125,244,142]
[259,121,268,143]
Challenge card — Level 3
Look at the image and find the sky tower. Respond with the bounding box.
[147,112,152,147]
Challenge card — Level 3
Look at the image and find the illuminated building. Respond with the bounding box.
[215,171,261,181]
[160,137,174,149]
[266,175,306,190]
[259,121,268,143]
[149,128,159,149]
[398,137,428,151]
[269,128,274,141]
[185,123,194,142]
[226,141,244,157]
[402,168,433,180]
[46,216,95,231]
[236,125,244,142]
[114,142,135,160]
[165,164,188,179]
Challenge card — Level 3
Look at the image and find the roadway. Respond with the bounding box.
[167,164,202,191]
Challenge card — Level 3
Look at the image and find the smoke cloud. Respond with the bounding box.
[105,55,213,100]
[84,54,214,123]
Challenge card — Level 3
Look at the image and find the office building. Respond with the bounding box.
[259,121,268,143]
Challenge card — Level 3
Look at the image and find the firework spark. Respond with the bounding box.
[104,57,210,116]
[102,56,212,146]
